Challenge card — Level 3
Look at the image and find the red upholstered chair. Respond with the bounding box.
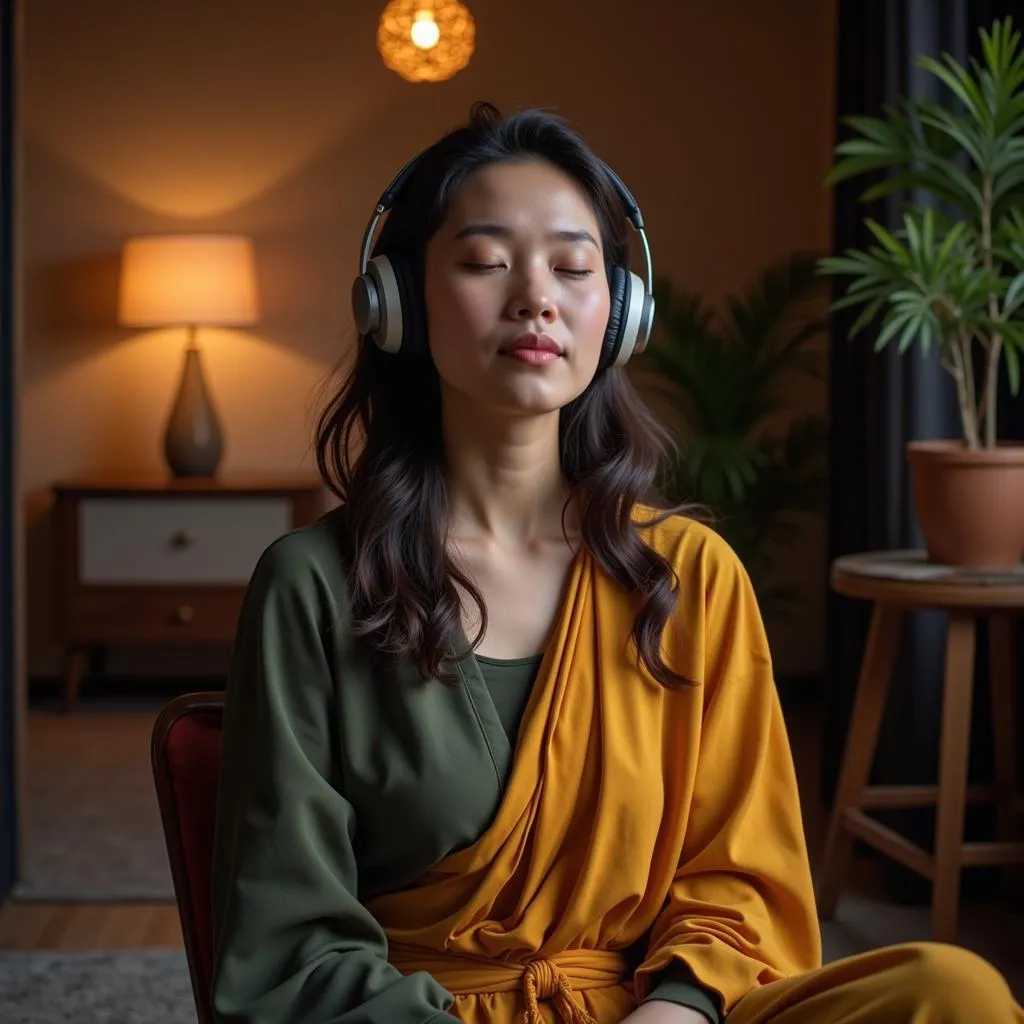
[151,691,226,1024]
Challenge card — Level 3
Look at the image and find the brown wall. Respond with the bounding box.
[18,0,836,682]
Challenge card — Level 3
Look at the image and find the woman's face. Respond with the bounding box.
[424,159,611,418]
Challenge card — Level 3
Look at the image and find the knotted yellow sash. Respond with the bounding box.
[365,512,821,1023]
[388,943,625,1023]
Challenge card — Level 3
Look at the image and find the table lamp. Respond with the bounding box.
[118,234,259,478]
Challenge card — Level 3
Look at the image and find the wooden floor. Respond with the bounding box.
[0,901,183,950]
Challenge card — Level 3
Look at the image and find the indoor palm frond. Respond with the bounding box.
[635,252,828,615]
[818,17,1024,449]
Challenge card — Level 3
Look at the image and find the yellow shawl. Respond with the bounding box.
[366,511,821,1023]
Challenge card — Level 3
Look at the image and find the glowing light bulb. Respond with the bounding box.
[410,10,440,49]
[377,0,475,83]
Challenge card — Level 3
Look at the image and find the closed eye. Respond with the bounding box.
[459,262,594,278]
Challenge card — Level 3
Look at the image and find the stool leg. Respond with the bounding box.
[988,612,1022,902]
[816,601,903,919]
[932,612,977,944]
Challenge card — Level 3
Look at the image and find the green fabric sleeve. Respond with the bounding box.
[209,534,456,1024]
[642,962,722,1023]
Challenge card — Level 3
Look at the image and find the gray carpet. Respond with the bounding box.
[0,950,195,1023]
[14,708,174,901]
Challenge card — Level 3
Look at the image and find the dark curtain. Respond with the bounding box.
[0,0,16,900]
[825,0,1024,902]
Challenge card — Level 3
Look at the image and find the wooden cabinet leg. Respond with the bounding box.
[988,612,1022,904]
[816,601,904,918]
[62,646,89,713]
[932,613,977,944]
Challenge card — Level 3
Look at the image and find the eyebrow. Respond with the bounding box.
[453,223,600,248]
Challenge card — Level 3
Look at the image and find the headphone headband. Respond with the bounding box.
[357,149,653,296]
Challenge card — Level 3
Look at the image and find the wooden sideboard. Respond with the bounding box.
[53,474,324,711]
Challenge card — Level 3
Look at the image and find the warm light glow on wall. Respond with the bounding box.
[377,0,475,83]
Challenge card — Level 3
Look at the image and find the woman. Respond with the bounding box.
[209,102,1022,1024]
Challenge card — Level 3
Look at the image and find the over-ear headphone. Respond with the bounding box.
[351,148,655,372]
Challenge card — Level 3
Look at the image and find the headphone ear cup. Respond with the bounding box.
[353,255,404,353]
[601,265,629,371]
[390,257,427,356]
[606,269,651,369]
[351,255,425,355]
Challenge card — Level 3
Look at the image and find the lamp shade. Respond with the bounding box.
[118,234,259,327]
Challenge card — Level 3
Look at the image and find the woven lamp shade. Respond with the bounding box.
[377,0,475,83]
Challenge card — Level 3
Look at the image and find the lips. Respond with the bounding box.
[500,332,563,355]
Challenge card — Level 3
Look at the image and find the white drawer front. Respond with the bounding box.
[79,497,292,584]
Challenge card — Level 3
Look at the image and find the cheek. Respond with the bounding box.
[451,282,497,331]
[572,286,612,349]
[425,271,495,347]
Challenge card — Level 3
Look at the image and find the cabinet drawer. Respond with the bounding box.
[79,496,291,584]
[65,586,244,644]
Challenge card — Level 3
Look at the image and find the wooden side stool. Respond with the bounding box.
[817,550,1024,943]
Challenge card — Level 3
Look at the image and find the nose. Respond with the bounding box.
[505,270,556,324]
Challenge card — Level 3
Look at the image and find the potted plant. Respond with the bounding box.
[818,17,1024,566]
[635,253,828,615]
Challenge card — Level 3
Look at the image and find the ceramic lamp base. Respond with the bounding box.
[164,344,224,478]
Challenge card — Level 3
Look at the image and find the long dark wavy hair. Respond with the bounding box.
[315,101,702,687]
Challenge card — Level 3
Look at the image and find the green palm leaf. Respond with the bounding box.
[817,16,1024,450]
[635,253,828,617]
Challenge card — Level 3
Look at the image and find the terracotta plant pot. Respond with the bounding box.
[907,440,1024,567]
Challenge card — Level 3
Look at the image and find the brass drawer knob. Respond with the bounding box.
[174,604,195,624]
[169,529,198,551]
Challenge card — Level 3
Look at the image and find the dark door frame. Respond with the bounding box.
[0,0,18,901]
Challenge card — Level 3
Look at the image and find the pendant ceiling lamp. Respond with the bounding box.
[377,0,476,83]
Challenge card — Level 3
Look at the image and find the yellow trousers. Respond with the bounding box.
[725,942,1022,1023]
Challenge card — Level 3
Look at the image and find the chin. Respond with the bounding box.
[438,366,589,419]
[497,382,583,417]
